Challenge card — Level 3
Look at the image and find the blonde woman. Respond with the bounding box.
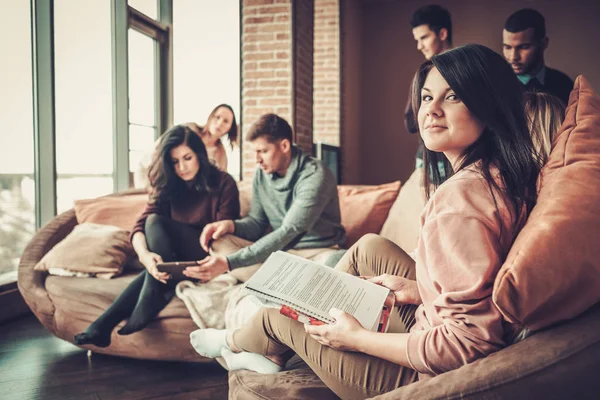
[524,92,566,162]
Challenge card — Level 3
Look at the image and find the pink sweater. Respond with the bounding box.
[406,165,524,376]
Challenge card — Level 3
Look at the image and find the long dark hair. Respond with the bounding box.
[148,125,220,204]
[205,104,238,148]
[412,44,542,222]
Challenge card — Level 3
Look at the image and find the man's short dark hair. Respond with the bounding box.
[246,113,293,143]
[410,5,452,44]
[504,8,546,41]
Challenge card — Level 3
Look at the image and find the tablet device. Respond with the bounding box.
[156,261,198,281]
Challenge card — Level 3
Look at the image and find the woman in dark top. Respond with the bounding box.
[74,125,240,348]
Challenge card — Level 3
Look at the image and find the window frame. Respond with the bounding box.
[112,0,173,192]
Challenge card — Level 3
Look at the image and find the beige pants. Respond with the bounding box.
[210,234,341,282]
[232,233,420,399]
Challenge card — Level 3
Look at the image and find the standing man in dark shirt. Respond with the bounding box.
[406,5,452,168]
[503,8,574,105]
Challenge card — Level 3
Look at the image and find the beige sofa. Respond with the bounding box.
[18,169,600,399]
[16,170,600,399]
[17,179,403,363]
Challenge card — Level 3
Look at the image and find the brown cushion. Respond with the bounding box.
[379,169,426,252]
[34,222,133,279]
[229,367,338,400]
[236,180,401,248]
[370,302,600,399]
[494,76,600,331]
[74,194,147,231]
[338,181,401,247]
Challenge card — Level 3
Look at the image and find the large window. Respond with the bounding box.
[128,28,158,174]
[0,0,35,283]
[173,0,241,179]
[125,2,171,188]
[54,0,114,214]
[0,0,242,287]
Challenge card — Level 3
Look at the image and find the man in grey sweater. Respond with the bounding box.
[184,113,346,282]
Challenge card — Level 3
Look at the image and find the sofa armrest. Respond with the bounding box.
[370,302,600,399]
[17,209,78,332]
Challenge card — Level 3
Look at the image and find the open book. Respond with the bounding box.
[243,251,395,332]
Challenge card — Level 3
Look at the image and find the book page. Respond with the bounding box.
[245,251,390,330]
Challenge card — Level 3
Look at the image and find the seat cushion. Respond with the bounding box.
[44,272,208,362]
[229,367,338,400]
[379,169,426,252]
[493,76,600,331]
[371,302,600,399]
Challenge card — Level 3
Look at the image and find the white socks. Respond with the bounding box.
[221,348,282,374]
[190,328,229,358]
[189,328,283,374]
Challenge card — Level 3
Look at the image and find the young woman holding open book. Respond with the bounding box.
[192,44,543,399]
[74,125,239,348]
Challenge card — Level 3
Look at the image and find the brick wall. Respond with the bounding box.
[313,0,340,146]
[292,0,314,154]
[241,0,314,179]
[240,0,315,181]
[241,0,293,180]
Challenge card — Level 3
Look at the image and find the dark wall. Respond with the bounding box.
[340,0,364,184]
[343,0,599,185]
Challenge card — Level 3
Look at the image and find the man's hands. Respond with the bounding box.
[183,255,230,282]
[367,274,421,305]
[304,308,366,352]
[199,220,235,252]
[139,252,169,284]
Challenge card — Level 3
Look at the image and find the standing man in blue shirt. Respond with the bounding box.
[502,8,574,105]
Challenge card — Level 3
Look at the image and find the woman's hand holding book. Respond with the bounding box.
[367,274,421,306]
[304,308,367,352]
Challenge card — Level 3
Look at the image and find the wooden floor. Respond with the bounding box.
[0,316,229,400]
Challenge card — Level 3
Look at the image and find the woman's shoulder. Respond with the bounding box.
[429,164,506,218]
[437,165,489,195]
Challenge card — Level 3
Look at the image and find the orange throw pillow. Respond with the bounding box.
[34,223,133,279]
[493,76,600,331]
[74,193,148,231]
[338,181,401,247]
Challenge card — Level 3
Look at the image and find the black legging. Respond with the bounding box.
[74,214,207,347]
